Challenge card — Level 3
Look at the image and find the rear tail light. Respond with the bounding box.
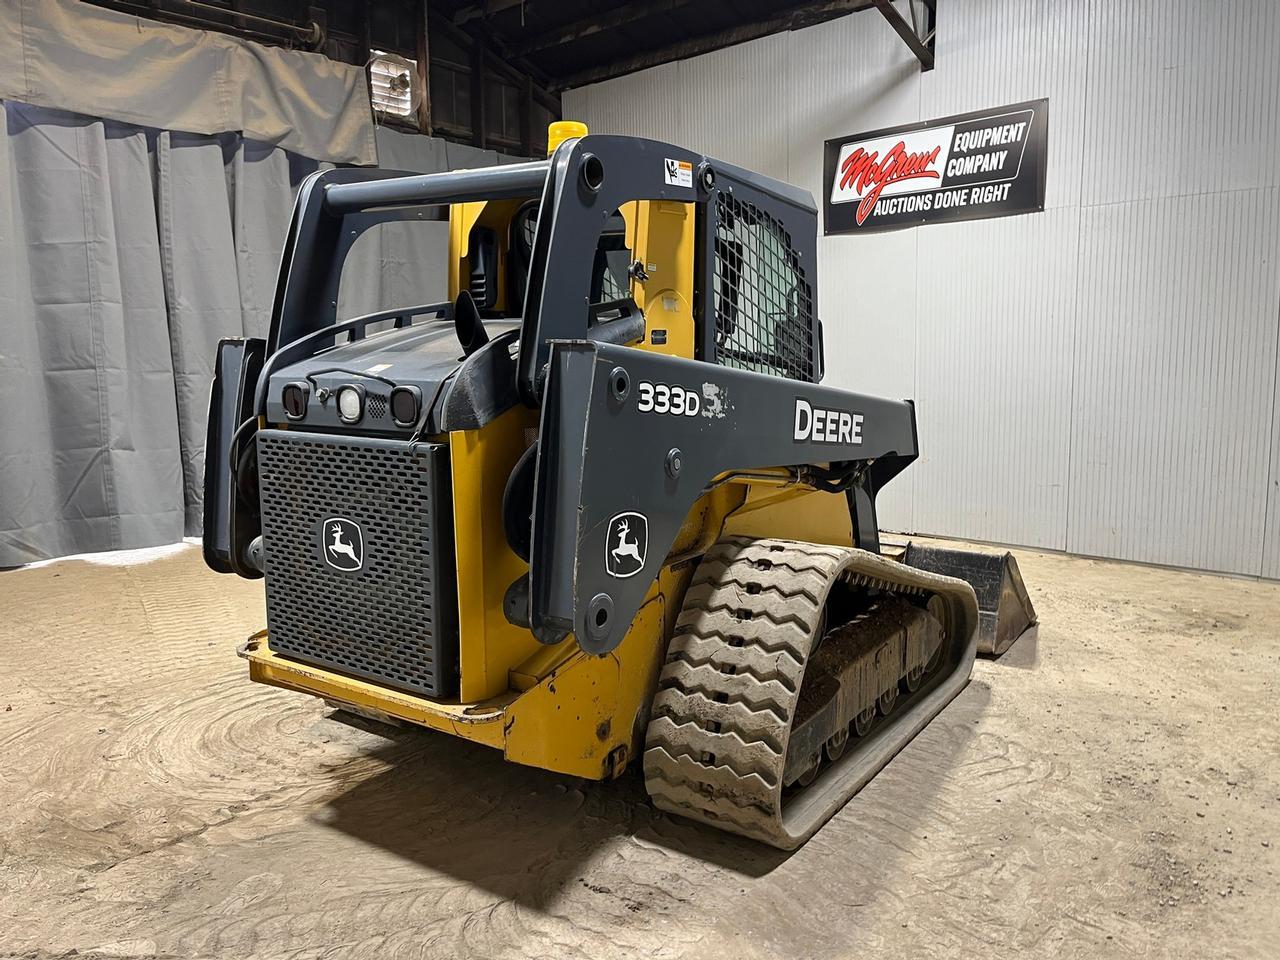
[390,385,422,426]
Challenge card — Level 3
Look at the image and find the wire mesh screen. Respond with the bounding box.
[712,193,817,381]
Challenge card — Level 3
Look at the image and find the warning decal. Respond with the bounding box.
[663,158,693,188]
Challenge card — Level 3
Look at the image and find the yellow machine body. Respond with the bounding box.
[243,176,855,779]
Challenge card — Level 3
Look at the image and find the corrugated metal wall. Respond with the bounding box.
[565,0,1280,579]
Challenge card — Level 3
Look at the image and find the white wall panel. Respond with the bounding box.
[567,1,1280,578]
[913,207,1079,548]
[1082,0,1280,206]
[1264,378,1280,579]
[670,33,794,181]
[1069,188,1280,574]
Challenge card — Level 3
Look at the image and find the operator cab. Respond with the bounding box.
[460,200,638,341]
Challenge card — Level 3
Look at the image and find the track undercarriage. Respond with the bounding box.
[644,536,980,849]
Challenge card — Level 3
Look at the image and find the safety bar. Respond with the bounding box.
[323,160,551,214]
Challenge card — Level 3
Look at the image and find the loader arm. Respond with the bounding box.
[528,339,918,653]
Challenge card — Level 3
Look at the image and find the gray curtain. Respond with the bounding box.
[0,102,324,564]
[0,103,512,566]
[0,0,377,167]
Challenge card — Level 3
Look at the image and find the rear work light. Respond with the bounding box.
[390,385,422,426]
[281,382,308,420]
[336,385,364,423]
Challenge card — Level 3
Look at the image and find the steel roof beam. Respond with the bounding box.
[510,0,700,58]
[872,0,935,71]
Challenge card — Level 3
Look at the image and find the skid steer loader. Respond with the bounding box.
[203,122,1035,849]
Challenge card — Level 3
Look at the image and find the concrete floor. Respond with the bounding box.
[1,541,1277,959]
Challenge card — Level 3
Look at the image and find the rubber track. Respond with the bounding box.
[643,536,979,849]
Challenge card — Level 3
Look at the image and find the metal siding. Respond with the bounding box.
[1069,188,1280,575]
[672,33,793,182]
[566,1,1280,578]
[563,59,683,145]
[911,0,1087,548]
[1081,0,1280,206]
[1265,371,1280,579]
[913,207,1078,548]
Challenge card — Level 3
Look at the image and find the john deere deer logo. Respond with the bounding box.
[605,512,647,579]
[321,517,363,571]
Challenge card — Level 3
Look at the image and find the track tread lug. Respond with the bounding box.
[658,658,796,705]
[663,642,804,691]
[642,535,978,850]
[650,687,787,753]
[647,715,782,781]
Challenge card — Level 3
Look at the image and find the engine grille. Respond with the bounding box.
[256,430,457,698]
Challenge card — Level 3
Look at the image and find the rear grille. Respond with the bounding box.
[256,430,457,697]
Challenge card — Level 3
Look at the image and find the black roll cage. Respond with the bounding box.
[264,134,824,411]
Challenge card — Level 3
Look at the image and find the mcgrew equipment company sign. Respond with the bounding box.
[823,98,1048,234]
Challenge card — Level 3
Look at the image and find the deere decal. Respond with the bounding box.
[823,98,1048,234]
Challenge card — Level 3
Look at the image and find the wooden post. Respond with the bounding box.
[470,41,487,148]
[520,75,534,156]
[416,0,433,136]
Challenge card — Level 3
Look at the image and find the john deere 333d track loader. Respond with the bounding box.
[203,122,1035,849]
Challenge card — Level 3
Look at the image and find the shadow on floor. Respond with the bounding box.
[315,679,989,910]
[992,624,1041,670]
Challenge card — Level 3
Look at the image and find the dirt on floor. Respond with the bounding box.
[0,540,1277,960]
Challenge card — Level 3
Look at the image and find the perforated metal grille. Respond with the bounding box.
[712,193,816,381]
[366,393,387,420]
[256,430,456,698]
